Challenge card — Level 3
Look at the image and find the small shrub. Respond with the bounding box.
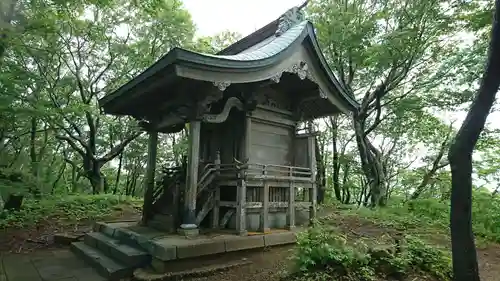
[405,236,452,280]
[291,226,452,281]
[294,224,375,280]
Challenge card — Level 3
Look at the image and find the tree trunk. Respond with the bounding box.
[448,4,499,281]
[411,126,451,200]
[113,151,124,194]
[3,194,23,211]
[51,162,66,194]
[88,171,104,194]
[329,116,342,201]
[342,162,351,204]
[315,137,326,204]
[0,0,17,62]
[29,118,40,197]
[354,117,386,207]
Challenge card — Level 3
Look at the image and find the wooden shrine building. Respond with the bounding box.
[98,3,358,237]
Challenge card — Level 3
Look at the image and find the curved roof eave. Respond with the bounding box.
[303,24,359,110]
[100,21,360,112]
[173,22,359,110]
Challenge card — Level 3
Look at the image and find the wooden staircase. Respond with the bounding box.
[195,162,220,226]
[148,164,186,232]
[147,158,223,231]
[148,153,244,232]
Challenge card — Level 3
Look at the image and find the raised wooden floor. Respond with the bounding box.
[71,220,300,280]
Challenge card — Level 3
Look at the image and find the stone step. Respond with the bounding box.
[134,258,253,281]
[148,214,176,233]
[85,232,151,267]
[71,241,132,281]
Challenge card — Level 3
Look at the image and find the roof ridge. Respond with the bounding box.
[275,1,310,37]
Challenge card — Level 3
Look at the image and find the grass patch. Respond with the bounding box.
[0,194,143,229]
[290,223,452,281]
[327,193,500,245]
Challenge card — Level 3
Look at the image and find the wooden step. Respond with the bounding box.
[84,232,151,267]
[71,242,132,281]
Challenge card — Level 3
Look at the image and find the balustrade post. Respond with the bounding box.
[287,166,295,230]
[236,166,247,236]
[308,135,317,224]
[215,150,221,175]
[260,165,270,232]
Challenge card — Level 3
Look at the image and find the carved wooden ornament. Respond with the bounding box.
[270,61,317,84]
[202,97,244,123]
[213,81,231,91]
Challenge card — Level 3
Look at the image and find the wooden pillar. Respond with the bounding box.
[308,135,317,222]
[236,171,247,235]
[141,130,158,225]
[260,166,270,232]
[236,115,251,236]
[287,167,295,230]
[243,114,251,160]
[212,151,221,229]
[181,120,201,229]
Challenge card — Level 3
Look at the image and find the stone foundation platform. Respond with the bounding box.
[71,220,300,280]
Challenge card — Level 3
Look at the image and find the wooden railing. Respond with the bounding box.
[246,163,312,177]
[153,165,185,206]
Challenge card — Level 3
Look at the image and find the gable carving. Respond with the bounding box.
[269,61,317,85]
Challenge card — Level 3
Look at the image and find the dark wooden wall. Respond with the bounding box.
[249,86,296,166]
[200,110,245,165]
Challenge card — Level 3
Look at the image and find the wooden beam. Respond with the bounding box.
[244,175,314,182]
[220,201,237,207]
[220,209,235,228]
[203,97,244,123]
[244,114,252,161]
[195,192,215,225]
[155,114,185,130]
[141,130,158,225]
[219,201,312,209]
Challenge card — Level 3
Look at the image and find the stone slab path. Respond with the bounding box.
[1,249,105,281]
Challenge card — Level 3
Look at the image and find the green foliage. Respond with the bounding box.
[0,167,36,197]
[295,225,372,275]
[0,194,142,229]
[338,193,500,244]
[292,224,452,281]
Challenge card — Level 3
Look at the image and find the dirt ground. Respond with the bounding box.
[0,205,141,254]
[1,208,500,281]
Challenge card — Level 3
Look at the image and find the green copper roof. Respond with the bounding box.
[202,21,307,61]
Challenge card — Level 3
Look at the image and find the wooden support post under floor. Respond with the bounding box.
[260,166,270,232]
[236,174,247,236]
[141,130,158,225]
[287,167,296,229]
[308,135,317,222]
[212,151,221,229]
[180,120,201,233]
